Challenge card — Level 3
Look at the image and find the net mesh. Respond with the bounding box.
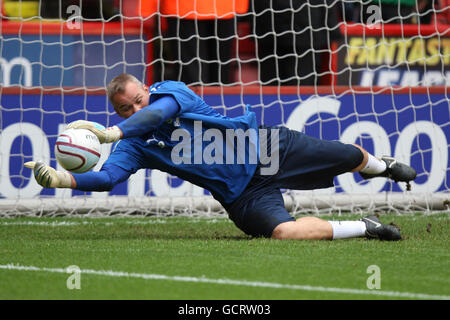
[0,0,449,216]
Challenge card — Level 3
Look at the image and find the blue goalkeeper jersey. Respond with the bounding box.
[105,81,259,204]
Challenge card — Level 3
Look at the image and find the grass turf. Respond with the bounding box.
[0,213,449,300]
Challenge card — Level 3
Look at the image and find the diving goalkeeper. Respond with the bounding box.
[25,74,416,241]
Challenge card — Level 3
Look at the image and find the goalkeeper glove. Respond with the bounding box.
[24,161,73,188]
[66,120,122,143]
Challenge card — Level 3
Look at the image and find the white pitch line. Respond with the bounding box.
[0,219,228,227]
[0,221,87,226]
[0,264,448,300]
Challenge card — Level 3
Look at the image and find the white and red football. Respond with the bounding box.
[55,128,102,173]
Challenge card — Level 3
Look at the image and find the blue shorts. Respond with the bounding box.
[222,126,364,238]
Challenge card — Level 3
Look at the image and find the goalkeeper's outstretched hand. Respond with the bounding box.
[24,161,73,189]
[67,120,122,143]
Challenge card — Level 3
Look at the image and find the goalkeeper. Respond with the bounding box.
[25,74,416,241]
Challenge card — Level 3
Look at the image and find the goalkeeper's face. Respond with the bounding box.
[113,81,150,119]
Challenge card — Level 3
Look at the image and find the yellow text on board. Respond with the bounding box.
[345,37,450,66]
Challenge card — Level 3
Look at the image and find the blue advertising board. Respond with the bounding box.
[0,89,448,199]
[0,34,147,87]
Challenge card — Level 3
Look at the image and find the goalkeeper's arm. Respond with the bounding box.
[68,95,180,143]
[71,163,131,191]
[25,161,131,191]
[117,95,179,138]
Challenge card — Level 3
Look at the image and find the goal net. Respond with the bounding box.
[0,0,449,217]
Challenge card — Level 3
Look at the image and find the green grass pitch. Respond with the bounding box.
[0,213,449,300]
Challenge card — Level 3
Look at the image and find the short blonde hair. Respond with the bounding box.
[107,73,142,109]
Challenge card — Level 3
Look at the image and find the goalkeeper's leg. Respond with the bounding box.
[225,185,401,241]
[272,215,401,241]
[352,145,417,190]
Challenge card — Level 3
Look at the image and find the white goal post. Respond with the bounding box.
[0,0,449,216]
[0,193,448,217]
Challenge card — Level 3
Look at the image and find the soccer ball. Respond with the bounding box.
[55,128,102,173]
